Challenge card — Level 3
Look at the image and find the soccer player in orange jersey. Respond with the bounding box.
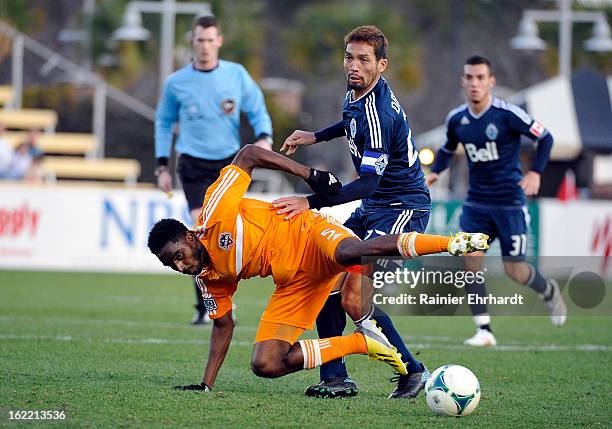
[148,145,488,392]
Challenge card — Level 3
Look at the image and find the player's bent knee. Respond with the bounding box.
[250,356,284,378]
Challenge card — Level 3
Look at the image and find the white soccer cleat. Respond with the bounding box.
[463,328,497,347]
[448,232,489,256]
[543,279,567,327]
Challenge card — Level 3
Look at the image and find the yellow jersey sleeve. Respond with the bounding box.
[196,165,251,230]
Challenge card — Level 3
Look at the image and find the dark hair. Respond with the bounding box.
[344,25,388,61]
[465,55,493,75]
[192,15,220,33]
[148,219,188,255]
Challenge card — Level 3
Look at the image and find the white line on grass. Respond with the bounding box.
[0,315,258,332]
[1,334,610,352]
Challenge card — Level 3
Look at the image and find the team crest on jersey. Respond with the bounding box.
[221,99,236,114]
[350,117,357,139]
[218,232,234,250]
[375,153,389,175]
[485,123,499,140]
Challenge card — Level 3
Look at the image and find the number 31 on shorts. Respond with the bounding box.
[509,234,527,256]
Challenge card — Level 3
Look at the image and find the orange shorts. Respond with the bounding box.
[255,213,358,343]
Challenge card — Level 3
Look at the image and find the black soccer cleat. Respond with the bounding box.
[305,377,359,398]
[387,365,430,399]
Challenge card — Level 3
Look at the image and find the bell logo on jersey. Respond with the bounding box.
[218,232,234,250]
[464,142,499,162]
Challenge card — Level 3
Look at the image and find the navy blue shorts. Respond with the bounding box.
[344,206,430,240]
[460,203,530,260]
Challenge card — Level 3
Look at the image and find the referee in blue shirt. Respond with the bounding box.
[155,15,273,325]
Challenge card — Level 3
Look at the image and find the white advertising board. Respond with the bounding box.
[539,199,612,276]
[0,183,358,273]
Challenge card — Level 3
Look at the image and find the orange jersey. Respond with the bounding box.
[194,165,356,324]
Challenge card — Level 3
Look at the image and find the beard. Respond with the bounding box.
[347,79,366,91]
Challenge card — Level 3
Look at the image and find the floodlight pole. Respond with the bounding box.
[120,0,211,89]
[517,0,610,77]
[559,0,572,78]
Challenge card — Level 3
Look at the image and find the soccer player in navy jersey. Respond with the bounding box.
[427,55,567,347]
[275,26,431,399]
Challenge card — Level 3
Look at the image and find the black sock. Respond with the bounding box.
[316,292,348,380]
[372,305,422,374]
[479,324,492,333]
[525,264,548,295]
[465,277,489,319]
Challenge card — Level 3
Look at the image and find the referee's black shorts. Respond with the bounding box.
[177,153,236,211]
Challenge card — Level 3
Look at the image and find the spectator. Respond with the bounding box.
[1,129,44,181]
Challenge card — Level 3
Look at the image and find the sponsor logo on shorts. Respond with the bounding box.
[203,297,218,312]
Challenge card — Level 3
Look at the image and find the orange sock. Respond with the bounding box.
[397,232,452,258]
[299,333,367,370]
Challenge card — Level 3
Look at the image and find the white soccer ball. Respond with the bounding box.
[424,365,481,417]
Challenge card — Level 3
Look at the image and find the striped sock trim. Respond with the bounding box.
[525,264,537,286]
[299,339,322,370]
[397,232,419,258]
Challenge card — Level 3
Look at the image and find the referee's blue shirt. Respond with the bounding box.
[155,60,273,161]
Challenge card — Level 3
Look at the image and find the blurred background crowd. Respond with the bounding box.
[0,0,610,197]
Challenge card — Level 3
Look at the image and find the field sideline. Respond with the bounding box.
[1,271,610,428]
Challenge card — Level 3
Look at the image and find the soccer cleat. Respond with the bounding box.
[388,365,430,399]
[304,377,359,398]
[448,232,489,256]
[542,279,567,326]
[355,319,408,375]
[463,328,497,347]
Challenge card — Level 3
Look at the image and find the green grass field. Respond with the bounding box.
[1,270,610,428]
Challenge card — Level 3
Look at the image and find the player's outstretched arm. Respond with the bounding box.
[201,311,235,389]
[174,310,234,391]
[232,145,341,195]
[281,122,345,155]
[281,130,317,155]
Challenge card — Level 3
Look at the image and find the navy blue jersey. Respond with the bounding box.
[438,97,549,207]
[342,78,430,210]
